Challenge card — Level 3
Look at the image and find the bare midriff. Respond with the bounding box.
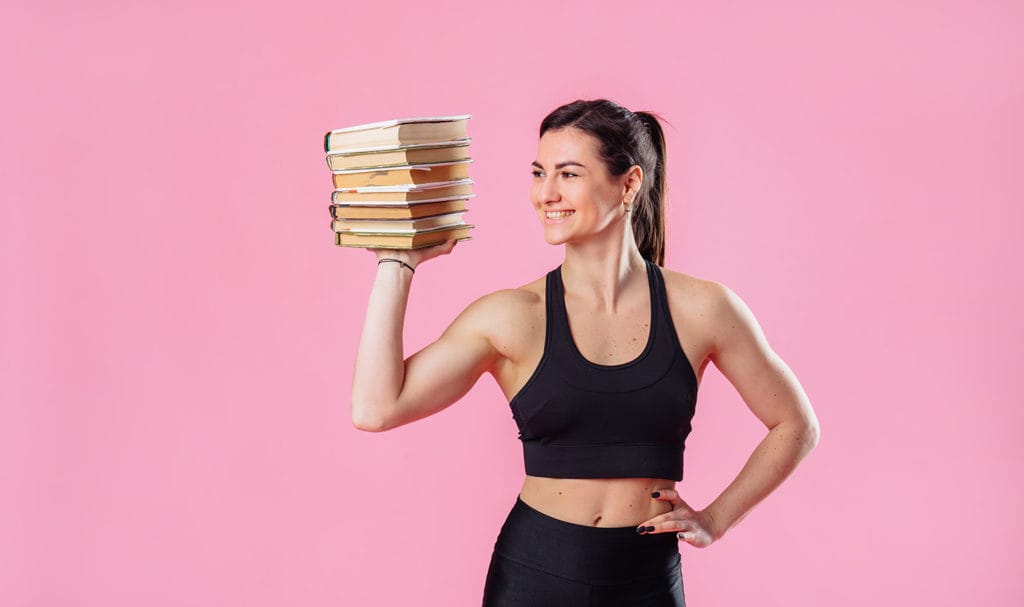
[519,475,676,527]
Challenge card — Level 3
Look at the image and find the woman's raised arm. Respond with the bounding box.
[350,239,503,432]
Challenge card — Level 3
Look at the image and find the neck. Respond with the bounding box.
[561,220,647,313]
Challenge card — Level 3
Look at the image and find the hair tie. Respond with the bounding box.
[378,258,416,274]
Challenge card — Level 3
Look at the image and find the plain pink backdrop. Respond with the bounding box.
[3,1,1022,605]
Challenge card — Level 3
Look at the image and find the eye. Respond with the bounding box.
[561,172,578,178]
[531,170,544,178]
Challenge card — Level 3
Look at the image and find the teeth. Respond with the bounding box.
[546,210,575,218]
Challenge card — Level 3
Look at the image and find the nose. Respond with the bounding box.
[535,174,560,204]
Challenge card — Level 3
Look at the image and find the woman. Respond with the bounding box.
[351,99,819,606]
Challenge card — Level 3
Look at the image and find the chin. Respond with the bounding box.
[542,230,573,247]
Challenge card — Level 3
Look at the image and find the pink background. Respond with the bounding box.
[3,1,1022,605]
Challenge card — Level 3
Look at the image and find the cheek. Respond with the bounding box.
[590,188,621,213]
[577,193,609,215]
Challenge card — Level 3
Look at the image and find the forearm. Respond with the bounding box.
[350,263,414,428]
[702,418,819,541]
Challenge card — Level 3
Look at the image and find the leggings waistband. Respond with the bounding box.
[491,495,681,585]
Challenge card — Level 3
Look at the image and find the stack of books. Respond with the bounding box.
[324,114,476,249]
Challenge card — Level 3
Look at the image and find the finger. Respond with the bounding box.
[431,238,456,253]
[638,518,695,535]
[641,509,690,527]
[650,489,688,511]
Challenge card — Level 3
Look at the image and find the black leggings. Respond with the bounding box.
[482,495,686,606]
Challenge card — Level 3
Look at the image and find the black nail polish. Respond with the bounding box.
[651,491,660,498]
[646,526,655,532]
[636,526,644,534]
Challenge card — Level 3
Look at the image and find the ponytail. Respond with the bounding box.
[632,112,667,267]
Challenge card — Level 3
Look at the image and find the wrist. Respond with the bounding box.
[377,257,416,275]
[700,507,727,542]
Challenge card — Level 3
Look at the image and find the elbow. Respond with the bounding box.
[352,416,389,432]
[350,400,394,433]
[776,414,820,454]
[802,416,821,452]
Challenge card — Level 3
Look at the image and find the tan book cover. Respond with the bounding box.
[325,140,470,171]
[329,199,469,220]
[331,181,474,204]
[331,160,472,189]
[334,224,474,249]
[331,212,467,233]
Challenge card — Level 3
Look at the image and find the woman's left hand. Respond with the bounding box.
[636,488,718,548]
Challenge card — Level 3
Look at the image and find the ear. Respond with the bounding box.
[621,165,644,204]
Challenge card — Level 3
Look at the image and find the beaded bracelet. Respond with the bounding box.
[377,258,416,274]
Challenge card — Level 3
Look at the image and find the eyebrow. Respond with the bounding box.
[531,161,587,170]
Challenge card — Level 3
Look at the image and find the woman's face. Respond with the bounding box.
[530,127,630,245]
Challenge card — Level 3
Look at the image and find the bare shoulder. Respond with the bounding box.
[458,276,543,324]
[658,265,723,318]
[657,265,753,372]
[659,265,766,359]
[448,274,546,360]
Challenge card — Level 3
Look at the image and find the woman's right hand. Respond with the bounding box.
[369,237,460,270]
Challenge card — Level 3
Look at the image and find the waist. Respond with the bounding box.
[519,475,676,527]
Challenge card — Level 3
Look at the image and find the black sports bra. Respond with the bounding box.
[508,259,699,481]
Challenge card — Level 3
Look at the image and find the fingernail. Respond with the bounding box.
[646,526,656,532]
[651,491,660,498]
[636,526,645,534]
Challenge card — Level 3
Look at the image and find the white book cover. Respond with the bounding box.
[327,114,472,134]
[325,138,471,157]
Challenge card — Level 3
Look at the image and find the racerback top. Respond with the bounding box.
[508,259,699,481]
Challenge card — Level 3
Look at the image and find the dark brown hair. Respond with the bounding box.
[539,98,668,266]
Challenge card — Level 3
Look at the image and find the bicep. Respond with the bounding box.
[708,283,814,430]
[388,297,502,429]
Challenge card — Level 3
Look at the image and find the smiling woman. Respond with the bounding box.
[529,101,668,266]
[349,98,819,607]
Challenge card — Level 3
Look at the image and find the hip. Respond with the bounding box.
[492,494,682,585]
